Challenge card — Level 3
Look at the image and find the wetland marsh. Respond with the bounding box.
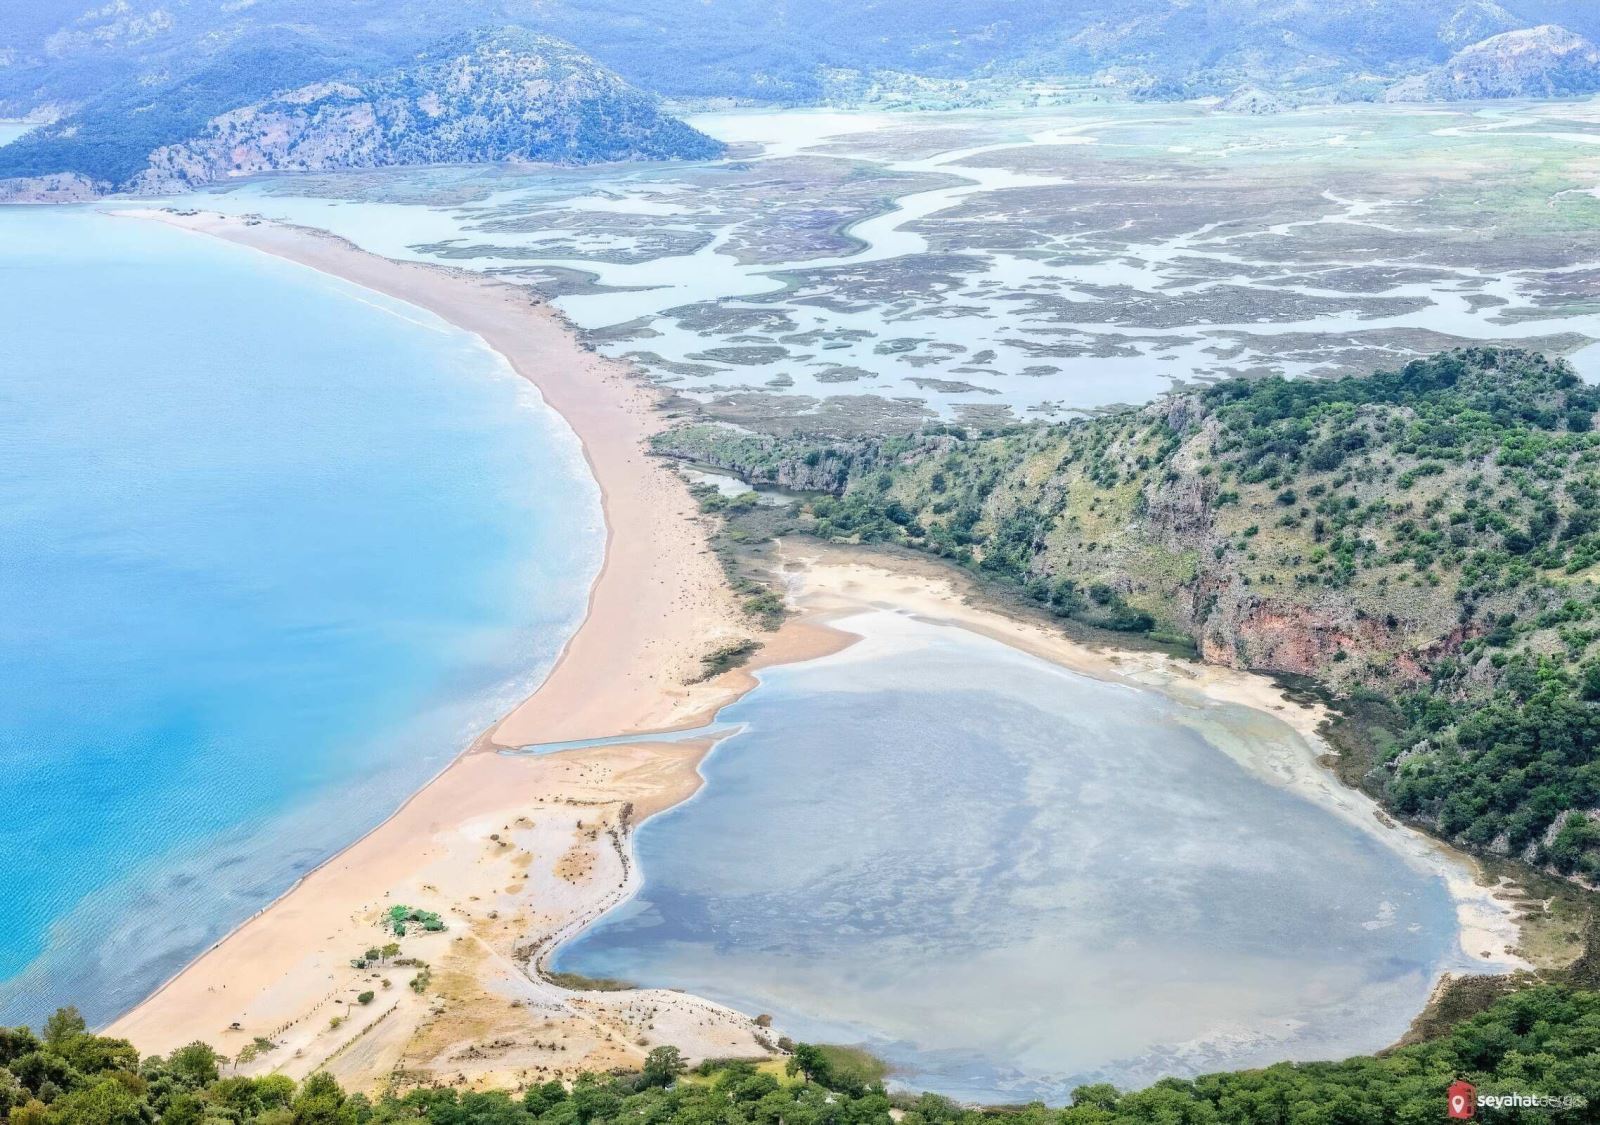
[170,100,1600,429]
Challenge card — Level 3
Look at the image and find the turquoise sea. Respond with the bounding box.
[0,209,603,1027]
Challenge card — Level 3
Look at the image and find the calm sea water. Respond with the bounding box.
[0,209,603,1027]
[553,611,1465,1103]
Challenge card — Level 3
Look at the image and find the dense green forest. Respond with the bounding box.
[0,38,372,185]
[658,348,1600,882]
[6,985,1600,1124]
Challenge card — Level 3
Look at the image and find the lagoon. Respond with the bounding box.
[553,611,1470,1103]
[0,209,603,1027]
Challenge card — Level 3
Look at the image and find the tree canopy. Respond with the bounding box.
[7,984,1600,1124]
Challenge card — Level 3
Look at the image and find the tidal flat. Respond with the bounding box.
[163,100,1600,430]
[550,610,1483,1104]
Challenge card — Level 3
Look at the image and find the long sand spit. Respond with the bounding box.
[103,211,1524,1095]
[106,210,848,1089]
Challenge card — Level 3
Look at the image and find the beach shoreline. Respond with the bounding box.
[106,208,852,1085]
[102,209,1527,1093]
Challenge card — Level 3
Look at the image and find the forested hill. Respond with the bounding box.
[0,28,720,199]
[128,29,723,193]
[9,1,1600,103]
[10,1,1600,195]
[657,348,1600,883]
[7,985,1600,1122]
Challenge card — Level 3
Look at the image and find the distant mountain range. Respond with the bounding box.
[7,0,1600,196]
[0,23,722,199]
[1388,23,1600,100]
[130,29,722,194]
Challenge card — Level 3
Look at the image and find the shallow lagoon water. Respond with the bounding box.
[0,209,603,1026]
[553,611,1465,1103]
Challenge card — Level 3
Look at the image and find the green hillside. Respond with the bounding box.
[658,348,1600,882]
[0,27,721,193]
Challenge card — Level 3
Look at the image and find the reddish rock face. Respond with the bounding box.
[1200,601,1398,679]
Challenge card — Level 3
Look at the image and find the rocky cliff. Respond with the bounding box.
[128,28,721,192]
[1388,24,1600,99]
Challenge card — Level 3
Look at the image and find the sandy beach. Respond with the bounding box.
[107,210,849,1088]
[103,210,1528,1092]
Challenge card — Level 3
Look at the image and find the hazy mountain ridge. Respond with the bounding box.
[11,0,1600,118]
[1388,23,1600,100]
[1028,2,1600,103]
[1440,0,1525,47]
[128,28,722,192]
[0,26,721,199]
[9,1,1600,191]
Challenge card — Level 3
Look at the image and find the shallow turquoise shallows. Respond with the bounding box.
[552,611,1466,1104]
[0,209,603,1027]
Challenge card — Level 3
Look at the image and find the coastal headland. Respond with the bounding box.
[104,211,1527,1093]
